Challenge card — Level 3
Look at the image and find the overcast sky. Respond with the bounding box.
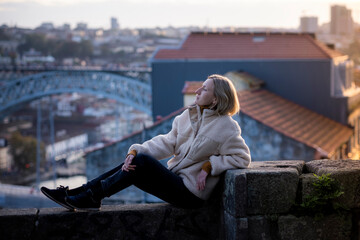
[0,0,360,29]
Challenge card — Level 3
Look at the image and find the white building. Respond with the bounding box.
[111,17,119,30]
[331,5,354,36]
[45,132,88,163]
[0,147,11,170]
[300,16,318,33]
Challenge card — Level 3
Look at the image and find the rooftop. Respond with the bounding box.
[154,32,344,60]
[239,89,352,157]
[183,81,352,157]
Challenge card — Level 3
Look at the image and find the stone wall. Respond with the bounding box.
[0,203,221,240]
[224,160,360,239]
[1,159,360,239]
[238,114,316,161]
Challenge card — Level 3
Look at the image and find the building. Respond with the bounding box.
[183,81,353,160]
[150,31,360,158]
[330,5,354,36]
[151,32,357,124]
[300,16,318,33]
[38,22,54,31]
[75,22,88,31]
[22,48,55,64]
[0,146,11,170]
[111,17,119,31]
[45,131,88,163]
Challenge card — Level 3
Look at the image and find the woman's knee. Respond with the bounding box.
[132,153,156,167]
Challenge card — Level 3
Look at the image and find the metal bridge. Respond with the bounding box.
[0,70,152,117]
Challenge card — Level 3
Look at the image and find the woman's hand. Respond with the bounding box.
[196,169,208,191]
[121,154,136,172]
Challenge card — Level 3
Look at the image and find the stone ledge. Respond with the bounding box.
[0,203,221,240]
[224,161,304,217]
[306,159,360,209]
[0,208,38,239]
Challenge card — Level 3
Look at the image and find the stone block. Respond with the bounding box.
[250,160,305,174]
[306,159,360,209]
[0,208,38,239]
[246,168,299,215]
[248,215,278,240]
[223,170,247,217]
[278,214,352,240]
[299,173,318,203]
[224,211,248,240]
[32,203,220,240]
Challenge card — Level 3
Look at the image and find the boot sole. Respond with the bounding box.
[41,188,75,211]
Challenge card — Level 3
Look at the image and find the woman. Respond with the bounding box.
[41,74,251,210]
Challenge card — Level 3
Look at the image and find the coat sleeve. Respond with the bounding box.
[209,130,251,176]
[128,115,180,160]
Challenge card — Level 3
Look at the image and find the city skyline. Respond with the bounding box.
[0,0,360,30]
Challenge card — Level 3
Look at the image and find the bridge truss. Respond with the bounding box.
[0,71,152,117]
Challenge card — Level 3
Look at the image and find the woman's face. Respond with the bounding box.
[195,79,216,106]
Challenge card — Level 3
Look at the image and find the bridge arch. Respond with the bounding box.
[0,71,152,117]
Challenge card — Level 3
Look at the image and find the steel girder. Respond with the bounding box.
[0,71,152,116]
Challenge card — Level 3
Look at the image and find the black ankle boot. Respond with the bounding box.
[65,183,103,211]
[41,186,75,211]
[65,189,101,211]
[67,185,86,196]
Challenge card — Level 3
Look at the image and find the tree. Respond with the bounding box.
[17,33,94,60]
[53,40,93,60]
[344,40,360,65]
[17,33,48,55]
[78,40,93,59]
[53,41,79,59]
[9,131,45,173]
[0,29,10,41]
[100,43,112,57]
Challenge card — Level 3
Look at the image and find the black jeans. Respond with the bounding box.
[85,153,204,209]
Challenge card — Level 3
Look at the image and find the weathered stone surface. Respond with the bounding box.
[278,214,352,240]
[246,167,299,215]
[248,215,278,240]
[223,170,247,217]
[30,203,220,240]
[250,160,305,174]
[224,211,248,240]
[0,208,38,239]
[299,173,318,203]
[306,159,360,208]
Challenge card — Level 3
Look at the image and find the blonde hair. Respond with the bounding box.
[208,74,240,116]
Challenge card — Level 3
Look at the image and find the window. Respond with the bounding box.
[253,36,265,43]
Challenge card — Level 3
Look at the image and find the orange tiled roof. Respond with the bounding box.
[239,89,352,156]
[154,32,344,60]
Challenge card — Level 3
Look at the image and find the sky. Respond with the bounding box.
[0,0,360,30]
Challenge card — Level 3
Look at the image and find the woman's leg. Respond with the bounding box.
[83,163,123,190]
[102,153,204,208]
[67,154,204,210]
[41,162,124,210]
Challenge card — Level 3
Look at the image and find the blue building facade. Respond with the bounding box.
[151,59,347,124]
